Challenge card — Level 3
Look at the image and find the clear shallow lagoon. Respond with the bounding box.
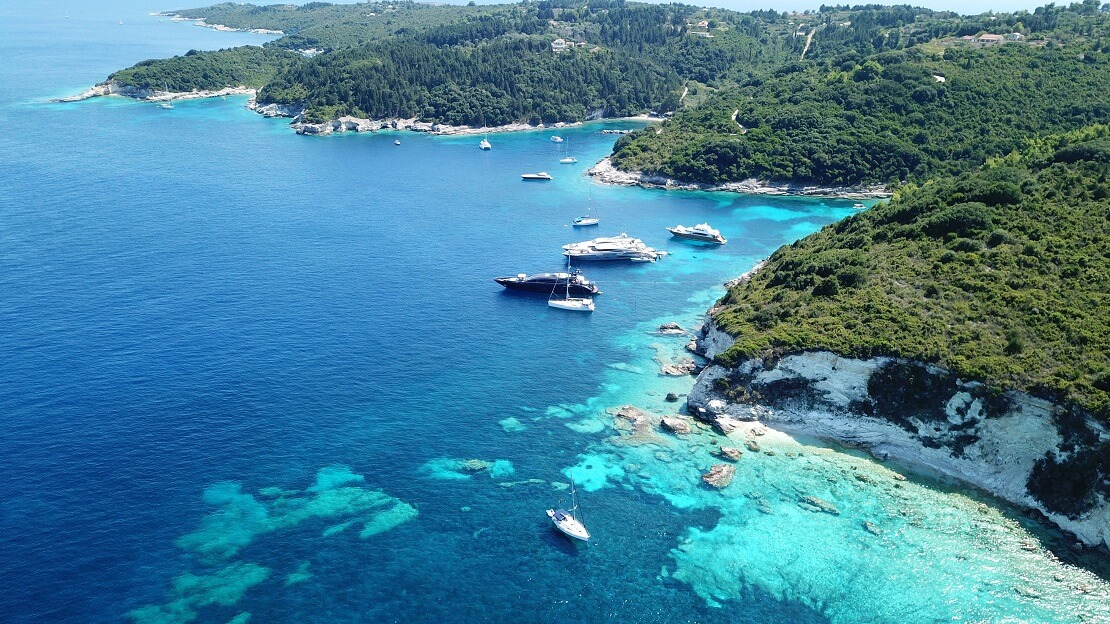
[0,2,1106,623]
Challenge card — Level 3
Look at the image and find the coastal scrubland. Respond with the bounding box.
[713,126,1110,421]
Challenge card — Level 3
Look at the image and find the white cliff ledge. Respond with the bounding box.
[157,12,284,36]
[687,331,1109,551]
[250,102,584,136]
[588,157,892,200]
[54,81,254,103]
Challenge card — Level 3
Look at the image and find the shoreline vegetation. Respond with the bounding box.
[155,12,284,36]
[587,157,891,199]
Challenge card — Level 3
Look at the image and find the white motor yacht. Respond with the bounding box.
[667,223,726,244]
[562,233,664,261]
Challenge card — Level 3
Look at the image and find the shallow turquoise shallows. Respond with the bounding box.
[0,2,1106,623]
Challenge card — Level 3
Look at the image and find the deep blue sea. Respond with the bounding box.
[1,2,1107,623]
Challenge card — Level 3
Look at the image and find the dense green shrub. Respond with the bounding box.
[713,127,1110,420]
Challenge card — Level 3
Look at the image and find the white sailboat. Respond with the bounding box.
[546,479,590,541]
[572,192,599,227]
[158,82,173,109]
[559,136,577,164]
[479,135,492,150]
[548,262,594,311]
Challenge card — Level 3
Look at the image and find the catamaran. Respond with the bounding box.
[479,136,492,150]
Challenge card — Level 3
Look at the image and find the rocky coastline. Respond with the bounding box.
[53,80,255,104]
[684,315,1110,551]
[588,157,892,200]
[156,12,284,36]
[247,100,586,136]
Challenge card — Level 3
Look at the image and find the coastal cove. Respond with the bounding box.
[57,79,892,200]
[1,3,1108,624]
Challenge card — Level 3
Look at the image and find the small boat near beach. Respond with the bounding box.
[394,139,401,145]
[667,223,726,244]
[479,137,491,150]
[522,172,553,181]
[547,480,590,541]
[853,202,866,209]
[550,135,563,143]
[159,101,173,109]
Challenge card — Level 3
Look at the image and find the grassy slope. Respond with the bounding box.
[712,126,1110,419]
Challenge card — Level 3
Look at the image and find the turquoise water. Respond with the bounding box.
[0,2,1106,623]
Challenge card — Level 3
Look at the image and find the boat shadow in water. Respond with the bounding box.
[540,525,586,555]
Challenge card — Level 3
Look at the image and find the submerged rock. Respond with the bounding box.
[702,464,736,488]
[716,446,743,461]
[461,459,492,473]
[614,405,649,423]
[661,358,699,376]
[799,495,841,515]
[661,417,692,435]
[665,392,680,402]
[863,520,883,535]
[745,439,762,453]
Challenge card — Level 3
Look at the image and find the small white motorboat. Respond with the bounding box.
[522,171,553,181]
[394,139,401,145]
[550,135,563,143]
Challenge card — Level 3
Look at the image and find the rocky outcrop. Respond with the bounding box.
[702,464,736,488]
[657,322,686,335]
[715,446,743,461]
[248,100,303,119]
[660,358,700,376]
[687,345,1110,549]
[587,157,891,200]
[660,417,692,435]
[55,81,255,104]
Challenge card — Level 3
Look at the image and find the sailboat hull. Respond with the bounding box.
[548,297,594,312]
[547,508,590,541]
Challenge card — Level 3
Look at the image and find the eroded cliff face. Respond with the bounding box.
[689,321,1110,550]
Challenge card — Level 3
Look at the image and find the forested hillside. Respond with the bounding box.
[611,2,1110,186]
[109,1,943,127]
[712,125,1110,421]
